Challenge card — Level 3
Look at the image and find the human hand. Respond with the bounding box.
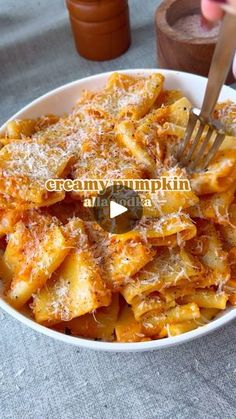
[201,0,236,77]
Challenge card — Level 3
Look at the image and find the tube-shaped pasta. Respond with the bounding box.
[142,303,200,336]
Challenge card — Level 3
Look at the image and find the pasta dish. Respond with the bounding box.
[0,72,236,342]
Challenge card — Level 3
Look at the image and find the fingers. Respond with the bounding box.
[201,0,224,21]
[233,54,236,78]
[229,0,236,9]
[202,0,236,80]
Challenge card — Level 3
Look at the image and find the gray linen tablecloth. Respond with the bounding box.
[0,1,236,418]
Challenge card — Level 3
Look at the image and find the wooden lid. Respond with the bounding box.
[66,0,128,22]
[70,7,129,35]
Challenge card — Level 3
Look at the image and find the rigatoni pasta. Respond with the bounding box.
[0,72,236,343]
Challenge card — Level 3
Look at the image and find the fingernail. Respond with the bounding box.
[209,0,227,3]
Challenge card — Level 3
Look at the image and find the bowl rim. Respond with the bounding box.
[1,68,236,352]
[1,294,236,352]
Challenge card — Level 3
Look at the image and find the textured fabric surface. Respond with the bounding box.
[0,1,236,418]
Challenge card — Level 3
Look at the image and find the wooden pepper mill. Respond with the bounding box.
[66,0,131,61]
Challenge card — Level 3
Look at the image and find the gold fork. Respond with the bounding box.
[178,11,236,171]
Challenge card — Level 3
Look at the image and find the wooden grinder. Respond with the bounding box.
[155,0,234,84]
[66,0,131,61]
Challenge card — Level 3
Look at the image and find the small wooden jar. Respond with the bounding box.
[66,0,131,61]
[155,0,234,84]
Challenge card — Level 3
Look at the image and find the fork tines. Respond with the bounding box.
[178,108,225,171]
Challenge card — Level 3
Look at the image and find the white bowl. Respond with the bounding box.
[1,69,236,352]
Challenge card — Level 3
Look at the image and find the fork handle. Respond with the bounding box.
[200,12,236,120]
